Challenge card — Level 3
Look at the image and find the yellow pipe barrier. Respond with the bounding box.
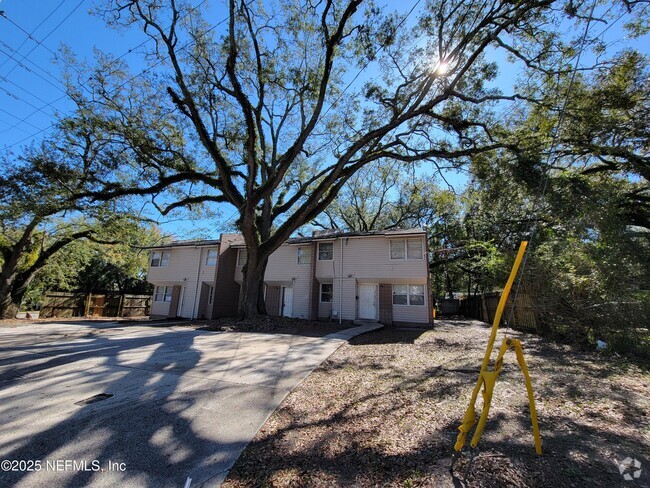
[454,241,541,455]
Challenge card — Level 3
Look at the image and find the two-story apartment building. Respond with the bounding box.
[146,228,432,326]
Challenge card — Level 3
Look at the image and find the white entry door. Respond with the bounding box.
[358,284,377,320]
[282,286,293,317]
[177,287,185,317]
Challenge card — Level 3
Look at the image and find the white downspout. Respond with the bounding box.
[339,237,343,324]
[191,247,202,319]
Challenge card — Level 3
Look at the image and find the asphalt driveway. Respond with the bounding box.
[0,320,381,487]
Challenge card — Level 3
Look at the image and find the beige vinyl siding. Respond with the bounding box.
[262,244,312,319]
[257,234,427,322]
[314,235,427,322]
[330,277,356,321]
[147,246,219,318]
[342,236,427,280]
[315,240,339,279]
[392,281,429,323]
[150,299,170,317]
[318,301,332,319]
[313,236,427,281]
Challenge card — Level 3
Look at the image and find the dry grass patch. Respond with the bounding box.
[223,318,650,487]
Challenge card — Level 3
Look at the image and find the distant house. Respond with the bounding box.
[146,228,432,326]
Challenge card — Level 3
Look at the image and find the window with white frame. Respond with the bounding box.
[154,286,173,302]
[150,251,171,267]
[390,239,423,260]
[320,283,333,302]
[297,246,311,265]
[318,242,333,260]
[237,248,248,266]
[392,284,408,305]
[408,285,425,305]
[208,286,214,305]
[206,249,218,266]
[392,284,425,306]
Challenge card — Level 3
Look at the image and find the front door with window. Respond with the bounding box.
[359,283,377,320]
[282,286,293,317]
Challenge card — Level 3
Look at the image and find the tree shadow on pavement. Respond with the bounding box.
[0,327,286,487]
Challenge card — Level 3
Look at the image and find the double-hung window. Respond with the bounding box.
[297,247,312,265]
[392,284,425,306]
[206,249,218,266]
[390,239,423,260]
[237,249,248,266]
[154,286,172,302]
[318,242,334,260]
[151,251,170,267]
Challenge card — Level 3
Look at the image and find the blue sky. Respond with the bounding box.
[1,0,647,239]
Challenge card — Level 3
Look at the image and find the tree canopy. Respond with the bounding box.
[56,0,635,317]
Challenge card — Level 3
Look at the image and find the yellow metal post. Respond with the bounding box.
[454,241,538,453]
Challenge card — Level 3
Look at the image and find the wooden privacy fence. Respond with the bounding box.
[460,291,538,331]
[40,292,151,318]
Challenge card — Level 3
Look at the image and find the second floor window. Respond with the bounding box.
[237,248,248,266]
[390,239,423,260]
[151,251,170,267]
[297,247,312,264]
[206,249,218,266]
[318,242,333,260]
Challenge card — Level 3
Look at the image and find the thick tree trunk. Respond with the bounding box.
[0,295,20,319]
[0,264,20,320]
[0,273,34,319]
[0,282,24,319]
[238,257,269,319]
[0,301,20,320]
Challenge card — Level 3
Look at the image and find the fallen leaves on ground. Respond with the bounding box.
[222,318,650,487]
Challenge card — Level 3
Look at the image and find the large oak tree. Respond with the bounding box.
[70,0,628,318]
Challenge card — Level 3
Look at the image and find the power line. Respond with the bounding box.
[0,86,58,119]
[0,44,67,94]
[0,95,67,143]
[0,107,39,132]
[4,9,231,150]
[0,0,84,82]
[0,0,69,72]
[0,41,68,90]
[504,0,599,334]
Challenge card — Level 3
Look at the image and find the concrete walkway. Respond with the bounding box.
[0,320,382,487]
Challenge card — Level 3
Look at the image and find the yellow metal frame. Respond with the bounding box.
[454,241,542,455]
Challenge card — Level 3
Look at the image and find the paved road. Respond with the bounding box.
[0,320,381,487]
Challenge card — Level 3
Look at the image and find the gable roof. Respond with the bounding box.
[287,227,426,245]
[145,227,426,250]
[146,239,221,250]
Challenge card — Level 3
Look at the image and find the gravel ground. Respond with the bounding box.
[222,318,650,487]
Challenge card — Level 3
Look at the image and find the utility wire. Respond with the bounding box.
[0,0,68,72]
[3,1,220,149]
[0,43,68,92]
[0,0,85,82]
[503,0,598,335]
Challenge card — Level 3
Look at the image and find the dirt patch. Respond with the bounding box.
[222,318,650,487]
[159,316,352,337]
